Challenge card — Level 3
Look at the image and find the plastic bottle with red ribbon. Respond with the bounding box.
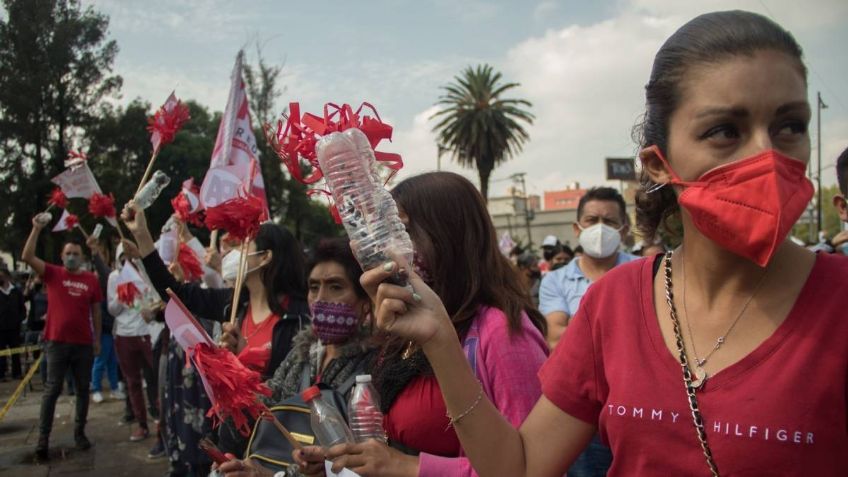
[315,128,413,284]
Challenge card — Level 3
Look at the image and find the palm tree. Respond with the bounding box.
[430,64,534,202]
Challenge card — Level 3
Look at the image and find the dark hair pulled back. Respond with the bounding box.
[633,10,806,238]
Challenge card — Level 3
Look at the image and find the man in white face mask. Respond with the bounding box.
[831,148,848,256]
[538,186,637,477]
[540,187,637,349]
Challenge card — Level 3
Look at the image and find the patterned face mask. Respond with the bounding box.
[310,301,360,344]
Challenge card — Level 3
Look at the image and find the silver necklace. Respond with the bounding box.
[678,249,769,389]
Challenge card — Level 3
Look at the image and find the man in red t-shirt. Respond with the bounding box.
[22,214,102,461]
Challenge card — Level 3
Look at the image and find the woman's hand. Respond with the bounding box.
[360,260,453,351]
[205,248,223,273]
[293,446,327,477]
[327,439,419,477]
[220,321,247,354]
[217,457,274,477]
[120,239,142,260]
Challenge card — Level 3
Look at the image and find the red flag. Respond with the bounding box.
[148,92,191,153]
[200,51,269,217]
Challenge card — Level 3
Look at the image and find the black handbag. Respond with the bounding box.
[246,363,357,472]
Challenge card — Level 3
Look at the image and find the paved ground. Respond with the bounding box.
[0,360,169,477]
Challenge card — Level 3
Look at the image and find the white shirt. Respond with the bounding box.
[107,269,150,337]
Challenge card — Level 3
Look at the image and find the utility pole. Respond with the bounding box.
[511,173,533,251]
[816,92,828,237]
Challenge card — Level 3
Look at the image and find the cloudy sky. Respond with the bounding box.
[88,0,847,198]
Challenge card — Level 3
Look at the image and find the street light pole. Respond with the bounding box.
[511,172,533,251]
[816,92,828,236]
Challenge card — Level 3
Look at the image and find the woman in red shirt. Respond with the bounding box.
[352,10,848,477]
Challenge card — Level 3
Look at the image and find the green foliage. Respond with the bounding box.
[0,0,121,262]
[431,64,533,201]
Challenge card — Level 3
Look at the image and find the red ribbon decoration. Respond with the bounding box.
[147,99,191,151]
[171,192,205,227]
[188,342,272,436]
[64,213,79,230]
[264,101,404,223]
[204,193,265,242]
[116,282,141,306]
[48,188,69,209]
[177,243,204,282]
[88,193,117,219]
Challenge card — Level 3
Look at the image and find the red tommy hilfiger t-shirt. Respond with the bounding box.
[539,253,848,476]
[43,263,102,345]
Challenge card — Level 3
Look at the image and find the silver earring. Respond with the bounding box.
[644,182,667,194]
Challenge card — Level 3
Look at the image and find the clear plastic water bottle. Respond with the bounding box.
[35,212,53,226]
[134,170,171,210]
[348,375,386,443]
[316,128,413,284]
[302,385,355,448]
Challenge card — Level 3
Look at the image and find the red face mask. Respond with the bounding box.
[645,146,814,267]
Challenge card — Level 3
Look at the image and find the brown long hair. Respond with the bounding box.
[391,172,546,338]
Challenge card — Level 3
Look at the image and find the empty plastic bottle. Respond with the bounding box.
[316,128,413,284]
[302,385,355,448]
[348,375,386,443]
[134,170,171,210]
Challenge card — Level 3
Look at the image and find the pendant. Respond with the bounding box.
[691,366,707,389]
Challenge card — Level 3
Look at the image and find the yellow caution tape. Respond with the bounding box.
[0,353,43,423]
[0,345,40,357]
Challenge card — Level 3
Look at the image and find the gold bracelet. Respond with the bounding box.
[446,385,484,429]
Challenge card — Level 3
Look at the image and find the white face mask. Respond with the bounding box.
[577,223,622,259]
[221,250,266,284]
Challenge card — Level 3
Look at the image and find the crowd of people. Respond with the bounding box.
[0,9,846,477]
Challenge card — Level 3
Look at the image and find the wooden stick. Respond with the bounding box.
[208,230,219,253]
[228,241,249,325]
[135,148,160,197]
[76,224,90,240]
[262,409,303,450]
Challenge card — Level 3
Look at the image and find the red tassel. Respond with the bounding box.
[171,193,204,227]
[147,98,190,150]
[64,213,79,230]
[204,194,264,242]
[177,243,204,282]
[48,188,69,209]
[88,193,116,218]
[116,282,141,306]
[189,343,271,436]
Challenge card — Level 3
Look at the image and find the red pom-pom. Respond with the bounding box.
[64,213,79,230]
[88,193,116,218]
[48,188,68,209]
[204,194,264,242]
[171,193,204,227]
[116,282,141,306]
[147,98,190,150]
[189,343,271,435]
[177,243,203,282]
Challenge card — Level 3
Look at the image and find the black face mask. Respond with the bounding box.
[543,250,555,261]
[529,270,542,280]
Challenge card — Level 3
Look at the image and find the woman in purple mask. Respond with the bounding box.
[263,237,377,407]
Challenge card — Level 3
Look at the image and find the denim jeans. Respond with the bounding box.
[39,341,94,438]
[568,434,612,477]
[90,333,119,392]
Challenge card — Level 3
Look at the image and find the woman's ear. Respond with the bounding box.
[640,146,674,185]
[260,249,273,268]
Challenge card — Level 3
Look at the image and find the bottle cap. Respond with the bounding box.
[301,385,321,402]
[355,374,372,384]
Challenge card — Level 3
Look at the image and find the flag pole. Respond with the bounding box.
[228,240,249,325]
[136,148,161,197]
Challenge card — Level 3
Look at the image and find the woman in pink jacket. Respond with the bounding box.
[302,171,549,477]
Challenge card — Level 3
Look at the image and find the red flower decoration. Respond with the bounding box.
[88,193,116,218]
[204,194,264,242]
[189,342,272,435]
[177,243,204,282]
[65,150,88,169]
[116,282,141,306]
[64,213,79,229]
[48,188,69,209]
[147,93,191,152]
